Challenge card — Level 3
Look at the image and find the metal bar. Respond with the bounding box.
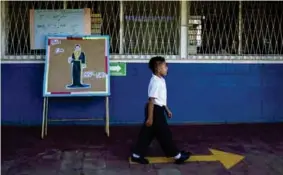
[4,53,283,61]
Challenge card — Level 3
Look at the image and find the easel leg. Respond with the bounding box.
[44,97,49,136]
[41,97,47,139]
[105,96,110,137]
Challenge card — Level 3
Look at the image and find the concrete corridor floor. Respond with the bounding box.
[1,123,283,175]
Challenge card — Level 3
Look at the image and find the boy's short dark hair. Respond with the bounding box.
[148,56,166,73]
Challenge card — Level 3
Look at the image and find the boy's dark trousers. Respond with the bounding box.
[132,104,179,157]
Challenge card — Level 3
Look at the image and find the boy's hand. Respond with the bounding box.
[166,110,173,118]
[145,118,153,127]
[165,106,172,118]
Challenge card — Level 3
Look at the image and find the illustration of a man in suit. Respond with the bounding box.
[66,44,90,89]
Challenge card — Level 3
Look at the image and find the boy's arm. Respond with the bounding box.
[147,98,155,120]
[164,105,172,118]
[164,105,170,112]
[147,80,159,124]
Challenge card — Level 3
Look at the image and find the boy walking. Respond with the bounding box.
[131,56,191,164]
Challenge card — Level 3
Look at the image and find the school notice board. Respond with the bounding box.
[30,9,91,50]
[43,35,110,97]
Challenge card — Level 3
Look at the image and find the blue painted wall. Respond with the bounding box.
[1,63,283,125]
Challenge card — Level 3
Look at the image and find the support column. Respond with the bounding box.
[238,1,242,54]
[63,1,67,9]
[180,1,188,59]
[119,1,124,54]
[0,1,7,58]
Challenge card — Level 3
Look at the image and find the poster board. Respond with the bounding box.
[43,35,110,97]
[30,9,91,50]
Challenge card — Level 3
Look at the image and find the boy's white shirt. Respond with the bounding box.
[148,74,167,106]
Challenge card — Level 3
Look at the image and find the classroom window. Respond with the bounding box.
[2,1,283,59]
[123,1,180,55]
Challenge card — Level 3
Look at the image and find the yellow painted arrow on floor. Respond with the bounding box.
[129,149,245,169]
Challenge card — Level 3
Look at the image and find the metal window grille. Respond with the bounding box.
[5,2,64,56]
[123,1,180,55]
[189,1,239,55]
[188,1,283,56]
[1,1,282,60]
[242,2,282,55]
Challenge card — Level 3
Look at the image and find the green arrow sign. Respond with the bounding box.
[110,62,127,76]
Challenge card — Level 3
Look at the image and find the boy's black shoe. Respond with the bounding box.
[131,156,149,164]
[174,151,191,164]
